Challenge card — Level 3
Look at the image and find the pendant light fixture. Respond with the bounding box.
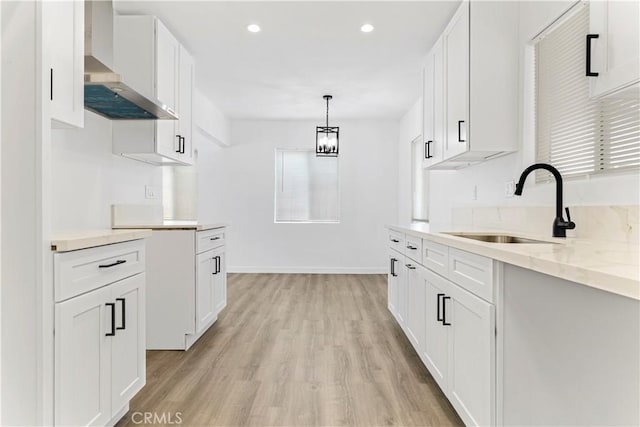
[316,95,339,157]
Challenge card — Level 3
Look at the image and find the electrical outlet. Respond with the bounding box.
[145,185,157,199]
[505,180,516,198]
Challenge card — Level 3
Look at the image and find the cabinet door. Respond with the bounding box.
[178,46,195,164]
[396,258,409,328]
[589,0,640,97]
[387,252,400,317]
[196,250,216,333]
[406,263,426,354]
[155,19,181,161]
[213,248,227,315]
[423,37,445,168]
[110,274,146,416]
[55,286,111,426]
[443,1,469,160]
[422,268,449,391]
[46,0,84,128]
[446,280,495,427]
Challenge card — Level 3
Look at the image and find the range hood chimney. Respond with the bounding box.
[84,0,178,120]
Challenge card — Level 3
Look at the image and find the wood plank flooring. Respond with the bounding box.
[116,273,463,427]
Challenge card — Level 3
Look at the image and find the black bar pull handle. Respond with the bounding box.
[50,68,54,101]
[391,239,400,243]
[211,256,218,275]
[406,245,417,250]
[586,34,599,77]
[105,303,116,336]
[458,120,466,142]
[180,136,186,154]
[425,141,433,159]
[216,256,221,274]
[98,259,126,269]
[210,236,221,241]
[390,258,397,277]
[437,293,444,322]
[405,263,416,270]
[442,296,451,326]
[116,298,126,330]
[175,134,182,153]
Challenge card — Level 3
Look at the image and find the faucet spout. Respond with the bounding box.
[514,163,575,238]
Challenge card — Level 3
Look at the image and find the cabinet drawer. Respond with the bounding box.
[448,247,494,302]
[423,240,449,277]
[196,228,225,254]
[388,230,405,252]
[54,240,145,302]
[405,235,423,263]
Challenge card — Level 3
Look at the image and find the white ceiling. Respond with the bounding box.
[113,1,460,120]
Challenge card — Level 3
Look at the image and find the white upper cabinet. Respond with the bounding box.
[113,16,193,165]
[45,0,84,129]
[588,0,640,98]
[424,0,519,169]
[443,4,469,162]
[422,37,445,168]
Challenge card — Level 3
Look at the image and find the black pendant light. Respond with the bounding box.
[316,95,339,157]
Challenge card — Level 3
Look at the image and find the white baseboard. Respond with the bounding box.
[228,266,387,274]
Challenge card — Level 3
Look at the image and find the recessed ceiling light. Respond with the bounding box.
[247,24,261,33]
[360,24,374,33]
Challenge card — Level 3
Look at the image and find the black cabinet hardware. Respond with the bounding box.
[405,263,416,270]
[390,258,398,277]
[442,296,451,326]
[210,237,220,241]
[216,256,221,274]
[50,68,54,101]
[406,245,417,250]
[458,120,466,142]
[586,34,599,77]
[425,140,433,159]
[175,135,182,153]
[437,293,444,322]
[391,239,400,243]
[98,259,126,269]
[180,136,186,154]
[116,298,126,330]
[106,303,116,336]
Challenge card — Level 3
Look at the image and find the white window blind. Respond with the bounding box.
[274,149,339,223]
[535,3,640,182]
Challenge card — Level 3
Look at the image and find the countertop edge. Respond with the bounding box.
[51,229,153,252]
[387,224,640,301]
[112,223,228,231]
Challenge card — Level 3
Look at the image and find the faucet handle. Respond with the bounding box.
[565,207,571,222]
[563,207,576,230]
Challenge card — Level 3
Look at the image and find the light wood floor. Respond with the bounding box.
[116,274,463,427]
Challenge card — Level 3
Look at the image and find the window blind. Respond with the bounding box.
[274,149,339,223]
[535,3,640,182]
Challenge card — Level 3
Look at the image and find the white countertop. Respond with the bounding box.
[51,229,153,252]
[388,223,640,300]
[113,221,227,231]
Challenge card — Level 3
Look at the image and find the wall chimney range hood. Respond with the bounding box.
[84,0,177,120]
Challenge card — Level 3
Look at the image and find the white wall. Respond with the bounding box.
[398,0,640,228]
[202,119,399,273]
[51,112,163,231]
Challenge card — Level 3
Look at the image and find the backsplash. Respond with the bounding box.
[451,205,639,244]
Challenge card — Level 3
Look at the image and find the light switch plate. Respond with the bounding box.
[145,185,157,199]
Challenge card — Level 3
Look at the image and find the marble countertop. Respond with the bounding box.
[388,223,640,300]
[51,229,153,252]
[112,221,227,231]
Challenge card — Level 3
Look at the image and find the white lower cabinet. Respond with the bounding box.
[387,230,496,426]
[54,241,147,427]
[143,227,227,350]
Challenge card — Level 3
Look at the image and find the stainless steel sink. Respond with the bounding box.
[444,232,558,244]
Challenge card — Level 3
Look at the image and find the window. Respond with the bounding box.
[411,136,429,222]
[535,2,640,182]
[274,149,339,223]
